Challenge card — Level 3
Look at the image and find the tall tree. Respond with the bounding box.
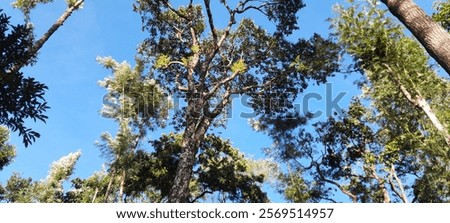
[95,57,274,203]
[380,0,450,76]
[132,0,339,202]
[261,0,450,203]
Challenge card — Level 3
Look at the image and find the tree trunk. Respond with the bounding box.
[395,78,450,147]
[11,0,84,74]
[167,98,212,202]
[388,164,408,203]
[118,170,126,203]
[91,187,99,203]
[369,164,391,203]
[104,172,115,203]
[31,0,84,56]
[381,0,450,76]
[384,65,450,147]
[167,135,200,202]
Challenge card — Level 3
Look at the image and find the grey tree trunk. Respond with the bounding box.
[167,98,212,202]
[381,0,450,76]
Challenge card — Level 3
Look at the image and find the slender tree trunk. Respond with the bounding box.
[31,0,84,56]
[381,0,450,76]
[385,65,450,147]
[118,170,126,203]
[388,164,408,203]
[395,78,450,146]
[91,187,99,203]
[369,164,390,203]
[104,172,115,203]
[11,0,84,74]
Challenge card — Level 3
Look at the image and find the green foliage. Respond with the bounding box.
[281,172,314,203]
[0,10,49,147]
[1,172,33,202]
[433,0,450,31]
[36,151,81,202]
[333,0,450,153]
[0,127,16,171]
[154,54,171,69]
[108,133,270,203]
[12,0,53,20]
[230,59,247,74]
[63,171,111,203]
[0,151,81,203]
[46,151,81,187]
[413,160,450,202]
[134,0,339,120]
[260,0,450,203]
[97,57,171,132]
[12,0,82,20]
[66,0,79,7]
[126,0,339,202]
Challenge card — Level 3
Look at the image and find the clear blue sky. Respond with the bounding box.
[0,0,436,202]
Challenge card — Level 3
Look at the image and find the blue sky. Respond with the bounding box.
[0,0,436,202]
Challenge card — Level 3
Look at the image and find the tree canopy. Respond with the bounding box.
[1,0,450,204]
[261,0,450,203]
[0,10,48,147]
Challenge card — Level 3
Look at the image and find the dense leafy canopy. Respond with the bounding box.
[261,1,450,203]
[2,0,450,204]
[0,10,48,147]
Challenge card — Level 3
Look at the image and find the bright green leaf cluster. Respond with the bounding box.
[230,59,247,74]
[12,0,53,19]
[155,54,171,69]
[433,0,450,31]
[97,56,171,130]
[0,127,16,171]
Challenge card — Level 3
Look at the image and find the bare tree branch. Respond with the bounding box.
[388,164,409,203]
[314,163,358,203]
[205,70,241,99]
[163,1,189,20]
[209,89,232,117]
[204,0,217,43]
[368,164,391,203]
[191,190,214,203]
[384,65,450,147]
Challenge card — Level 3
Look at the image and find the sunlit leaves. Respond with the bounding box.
[97,56,171,131]
[12,0,53,19]
[12,0,82,19]
[0,151,81,203]
[230,59,247,74]
[123,133,270,202]
[154,54,171,69]
[433,0,450,31]
[0,127,16,171]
